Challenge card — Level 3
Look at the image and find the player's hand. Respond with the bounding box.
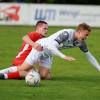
[33,43,43,51]
[63,56,76,61]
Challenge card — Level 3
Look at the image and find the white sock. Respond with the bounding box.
[0,66,18,74]
[4,74,8,79]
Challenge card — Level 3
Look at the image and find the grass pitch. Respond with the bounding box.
[0,25,100,100]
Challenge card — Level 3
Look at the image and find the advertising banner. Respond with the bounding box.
[0,3,100,27]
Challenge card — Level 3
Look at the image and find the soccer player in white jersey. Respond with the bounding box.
[0,23,100,80]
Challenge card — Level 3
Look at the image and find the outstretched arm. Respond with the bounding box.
[85,51,100,71]
[48,41,75,61]
[79,41,100,71]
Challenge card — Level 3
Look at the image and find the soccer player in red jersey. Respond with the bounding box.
[0,20,48,79]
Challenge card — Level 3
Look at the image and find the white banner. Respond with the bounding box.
[0,3,100,27]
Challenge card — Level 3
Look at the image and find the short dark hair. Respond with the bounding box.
[35,20,48,28]
[76,23,91,32]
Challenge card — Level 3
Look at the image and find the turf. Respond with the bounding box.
[0,25,100,100]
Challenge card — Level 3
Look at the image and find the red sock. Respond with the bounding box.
[7,72,21,79]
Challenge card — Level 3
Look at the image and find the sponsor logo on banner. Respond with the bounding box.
[59,10,79,18]
[34,9,56,20]
[0,5,20,22]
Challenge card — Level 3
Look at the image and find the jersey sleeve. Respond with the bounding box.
[55,31,69,44]
[85,51,100,71]
[79,41,88,52]
[48,41,66,59]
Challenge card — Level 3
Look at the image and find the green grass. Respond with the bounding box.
[0,25,100,100]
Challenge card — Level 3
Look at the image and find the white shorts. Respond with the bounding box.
[25,48,52,69]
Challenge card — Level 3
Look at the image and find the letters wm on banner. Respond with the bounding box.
[0,3,100,27]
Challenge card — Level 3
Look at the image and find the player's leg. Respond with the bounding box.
[0,66,18,74]
[6,65,37,79]
[0,62,34,79]
[0,62,33,79]
[1,58,36,79]
[18,62,34,78]
[38,66,51,80]
[0,66,19,79]
[18,49,40,78]
[38,55,52,80]
[5,65,21,79]
[0,58,24,78]
[0,49,41,79]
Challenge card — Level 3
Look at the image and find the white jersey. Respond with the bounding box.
[25,29,100,70]
[36,29,88,59]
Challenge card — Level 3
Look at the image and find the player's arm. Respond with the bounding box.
[79,41,100,71]
[22,35,43,51]
[48,41,75,61]
[51,31,76,61]
[23,35,35,46]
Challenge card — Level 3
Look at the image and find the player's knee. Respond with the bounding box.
[39,71,46,80]
[39,71,51,80]
[38,66,51,80]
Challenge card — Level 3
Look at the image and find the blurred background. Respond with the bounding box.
[0,0,100,27]
[0,0,100,5]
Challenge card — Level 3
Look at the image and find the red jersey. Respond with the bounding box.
[12,32,43,66]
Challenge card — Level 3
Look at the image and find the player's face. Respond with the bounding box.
[38,24,48,36]
[76,30,90,42]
